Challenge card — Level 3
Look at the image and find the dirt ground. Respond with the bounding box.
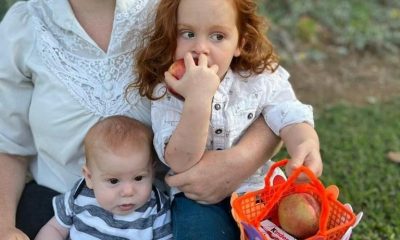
[284,52,400,109]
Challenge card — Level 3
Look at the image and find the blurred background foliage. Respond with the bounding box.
[0,0,17,20]
[258,0,400,63]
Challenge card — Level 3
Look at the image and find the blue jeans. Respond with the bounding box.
[171,193,240,240]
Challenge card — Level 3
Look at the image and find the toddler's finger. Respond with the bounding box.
[210,64,219,74]
[197,53,208,66]
[304,154,323,177]
[184,52,196,67]
[164,71,178,87]
[285,155,303,176]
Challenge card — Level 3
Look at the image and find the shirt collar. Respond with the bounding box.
[50,0,80,32]
[214,68,236,101]
[49,0,151,47]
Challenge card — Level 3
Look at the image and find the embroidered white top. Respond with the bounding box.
[0,0,156,193]
[151,67,314,194]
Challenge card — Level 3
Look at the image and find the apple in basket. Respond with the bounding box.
[278,193,321,239]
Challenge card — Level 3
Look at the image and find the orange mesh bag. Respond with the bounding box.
[231,159,357,240]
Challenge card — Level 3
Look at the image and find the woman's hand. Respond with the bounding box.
[165,149,243,204]
[1,226,30,240]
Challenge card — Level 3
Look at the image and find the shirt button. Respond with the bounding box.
[247,113,254,119]
[214,104,221,110]
[215,129,223,134]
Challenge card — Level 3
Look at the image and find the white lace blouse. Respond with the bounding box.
[0,0,156,192]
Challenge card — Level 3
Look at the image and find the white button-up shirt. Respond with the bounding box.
[151,67,314,194]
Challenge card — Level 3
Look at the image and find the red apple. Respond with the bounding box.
[167,59,186,100]
[278,193,321,239]
[169,58,186,80]
[167,58,199,100]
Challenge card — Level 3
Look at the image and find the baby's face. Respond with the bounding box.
[83,147,153,215]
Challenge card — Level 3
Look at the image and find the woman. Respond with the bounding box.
[0,0,281,239]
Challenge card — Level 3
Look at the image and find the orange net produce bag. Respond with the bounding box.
[231,159,357,240]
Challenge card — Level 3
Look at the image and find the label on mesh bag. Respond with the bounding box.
[258,219,297,240]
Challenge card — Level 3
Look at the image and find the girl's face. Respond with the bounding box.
[83,145,153,216]
[175,0,241,79]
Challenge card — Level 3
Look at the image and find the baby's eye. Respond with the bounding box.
[134,176,143,181]
[210,33,224,41]
[181,31,195,39]
[108,178,119,184]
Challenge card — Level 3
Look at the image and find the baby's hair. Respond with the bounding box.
[84,115,153,164]
[129,0,278,100]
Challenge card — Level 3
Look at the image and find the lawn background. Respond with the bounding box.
[1,0,399,239]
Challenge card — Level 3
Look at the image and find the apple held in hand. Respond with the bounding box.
[167,59,186,100]
[278,193,321,239]
[169,58,186,80]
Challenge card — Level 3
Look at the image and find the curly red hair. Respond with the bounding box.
[128,0,278,100]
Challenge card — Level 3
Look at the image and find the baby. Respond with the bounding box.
[35,116,172,240]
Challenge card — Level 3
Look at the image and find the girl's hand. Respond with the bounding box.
[164,53,219,101]
[285,138,323,182]
[280,123,323,181]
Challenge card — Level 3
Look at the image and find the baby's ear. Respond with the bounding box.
[82,164,94,189]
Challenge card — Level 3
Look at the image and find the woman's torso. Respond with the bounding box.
[0,0,158,192]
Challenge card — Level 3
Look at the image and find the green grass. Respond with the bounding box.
[275,99,400,239]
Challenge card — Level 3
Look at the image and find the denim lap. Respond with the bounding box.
[16,181,59,239]
[171,193,240,240]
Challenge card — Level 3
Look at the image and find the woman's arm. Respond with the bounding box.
[0,8,34,239]
[165,117,281,203]
[0,153,30,240]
